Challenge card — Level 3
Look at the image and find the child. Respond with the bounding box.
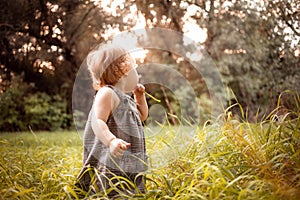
[76,45,148,197]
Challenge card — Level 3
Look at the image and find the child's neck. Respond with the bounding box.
[114,82,126,94]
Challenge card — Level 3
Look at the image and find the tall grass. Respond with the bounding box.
[0,93,300,199]
[144,91,300,200]
[0,131,83,199]
[145,117,300,199]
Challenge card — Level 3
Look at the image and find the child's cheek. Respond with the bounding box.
[124,74,138,92]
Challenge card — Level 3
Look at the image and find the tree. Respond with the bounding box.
[137,0,300,120]
[0,0,138,130]
[0,0,299,131]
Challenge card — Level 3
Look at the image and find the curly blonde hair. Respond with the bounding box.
[87,45,132,90]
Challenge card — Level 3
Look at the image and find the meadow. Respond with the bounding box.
[1,108,300,199]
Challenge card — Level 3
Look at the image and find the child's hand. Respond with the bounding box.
[133,83,145,98]
[109,138,131,158]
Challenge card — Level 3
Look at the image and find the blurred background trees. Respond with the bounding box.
[0,0,299,131]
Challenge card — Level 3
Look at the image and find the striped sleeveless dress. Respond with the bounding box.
[77,85,148,195]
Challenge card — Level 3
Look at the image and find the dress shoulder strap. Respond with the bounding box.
[105,85,124,99]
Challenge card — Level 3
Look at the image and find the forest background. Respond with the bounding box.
[0,0,299,131]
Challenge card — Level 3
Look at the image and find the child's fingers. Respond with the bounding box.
[112,147,124,158]
[123,140,131,146]
[136,84,145,91]
[134,84,145,94]
[120,140,131,150]
[137,83,144,88]
[110,139,131,157]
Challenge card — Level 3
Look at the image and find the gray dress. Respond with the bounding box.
[77,85,148,195]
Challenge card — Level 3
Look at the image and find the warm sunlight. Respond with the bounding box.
[130,49,149,63]
[96,0,208,62]
[2,1,300,199]
[183,19,207,45]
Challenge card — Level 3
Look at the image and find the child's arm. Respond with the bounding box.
[92,87,130,158]
[133,84,149,122]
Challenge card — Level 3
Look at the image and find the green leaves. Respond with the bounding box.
[0,82,71,131]
[24,93,69,131]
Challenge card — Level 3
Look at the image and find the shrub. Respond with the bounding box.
[0,85,71,131]
[24,93,70,131]
[0,86,27,131]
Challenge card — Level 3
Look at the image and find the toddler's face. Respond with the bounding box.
[122,59,139,92]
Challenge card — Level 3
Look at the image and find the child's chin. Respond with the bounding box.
[126,88,135,93]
